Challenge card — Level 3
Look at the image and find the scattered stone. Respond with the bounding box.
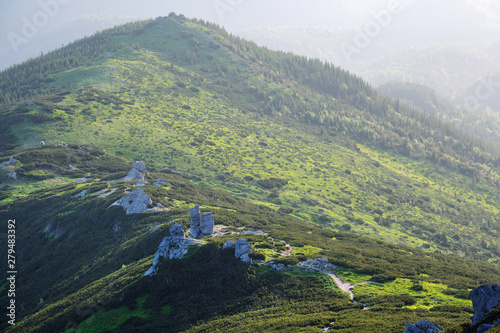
[240,230,266,235]
[189,205,202,238]
[152,178,169,187]
[200,212,214,235]
[105,53,114,59]
[7,171,18,181]
[144,224,201,276]
[477,324,493,333]
[123,161,147,181]
[157,203,165,209]
[223,240,235,249]
[134,180,147,186]
[77,85,83,90]
[74,189,88,198]
[75,177,92,183]
[235,238,252,261]
[69,164,78,170]
[109,188,152,215]
[470,284,500,326]
[300,257,336,274]
[150,225,161,232]
[26,101,35,106]
[404,320,443,333]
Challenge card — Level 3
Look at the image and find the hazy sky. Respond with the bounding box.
[1,0,499,70]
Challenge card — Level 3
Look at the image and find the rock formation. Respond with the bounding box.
[0,156,17,167]
[144,224,201,276]
[189,205,202,238]
[123,161,147,181]
[222,239,252,262]
[109,188,152,215]
[200,212,214,235]
[74,189,88,198]
[404,320,443,333]
[470,284,500,326]
[152,178,169,187]
[189,205,214,238]
[7,171,18,181]
[235,239,252,262]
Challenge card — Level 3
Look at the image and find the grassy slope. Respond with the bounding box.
[1,167,497,332]
[1,17,498,262]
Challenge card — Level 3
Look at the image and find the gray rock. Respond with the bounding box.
[0,157,17,167]
[152,178,169,187]
[150,225,161,232]
[69,164,78,170]
[157,203,165,209]
[477,324,493,333]
[189,205,202,238]
[134,180,147,186]
[235,239,252,258]
[169,224,185,240]
[200,212,214,235]
[470,284,500,326]
[223,240,235,249]
[75,177,92,183]
[109,188,152,215]
[7,171,18,181]
[124,161,147,181]
[241,230,265,235]
[74,189,88,198]
[240,253,252,263]
[404,320,443,333]
[144,231,201,276]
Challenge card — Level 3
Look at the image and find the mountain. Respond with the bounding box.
[1,14,500,332]
[378,82,500,145]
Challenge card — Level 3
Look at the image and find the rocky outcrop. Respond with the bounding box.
[144,224,201,276]
[123,161,147,181]
[7,171,18,181]
[235,239,252,262]
[75,177,92,183]
[134,180,147,186]
[222,239,253,262]
[74,189,88,198]
[109,188,152,215]
[152,178,169,187]
[189,205,214,238]
[404,320,444,333]
[0,156,17,167]
[200,212,214,235]
[189,205,202,238]
[470,284,500,326]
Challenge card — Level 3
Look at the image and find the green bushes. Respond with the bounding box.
[257,178,288,189]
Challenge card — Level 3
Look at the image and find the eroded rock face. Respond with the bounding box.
[144,224,201,276]
[404,320,443,333]
[223,240,235,249]
[189,205,202,238]
[124,161,147,181]
[109,188,152,215]
[470,284,500,326]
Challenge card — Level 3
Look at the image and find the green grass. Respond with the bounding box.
[353,278,472,310]
[63,296,149,333]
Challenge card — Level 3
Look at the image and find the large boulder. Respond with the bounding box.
[124,161,147,181]
[200,212,214,235]
[189,205,202,238]
[470,284,500,326]
[109,188,152,215]
[235,239,252,259]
